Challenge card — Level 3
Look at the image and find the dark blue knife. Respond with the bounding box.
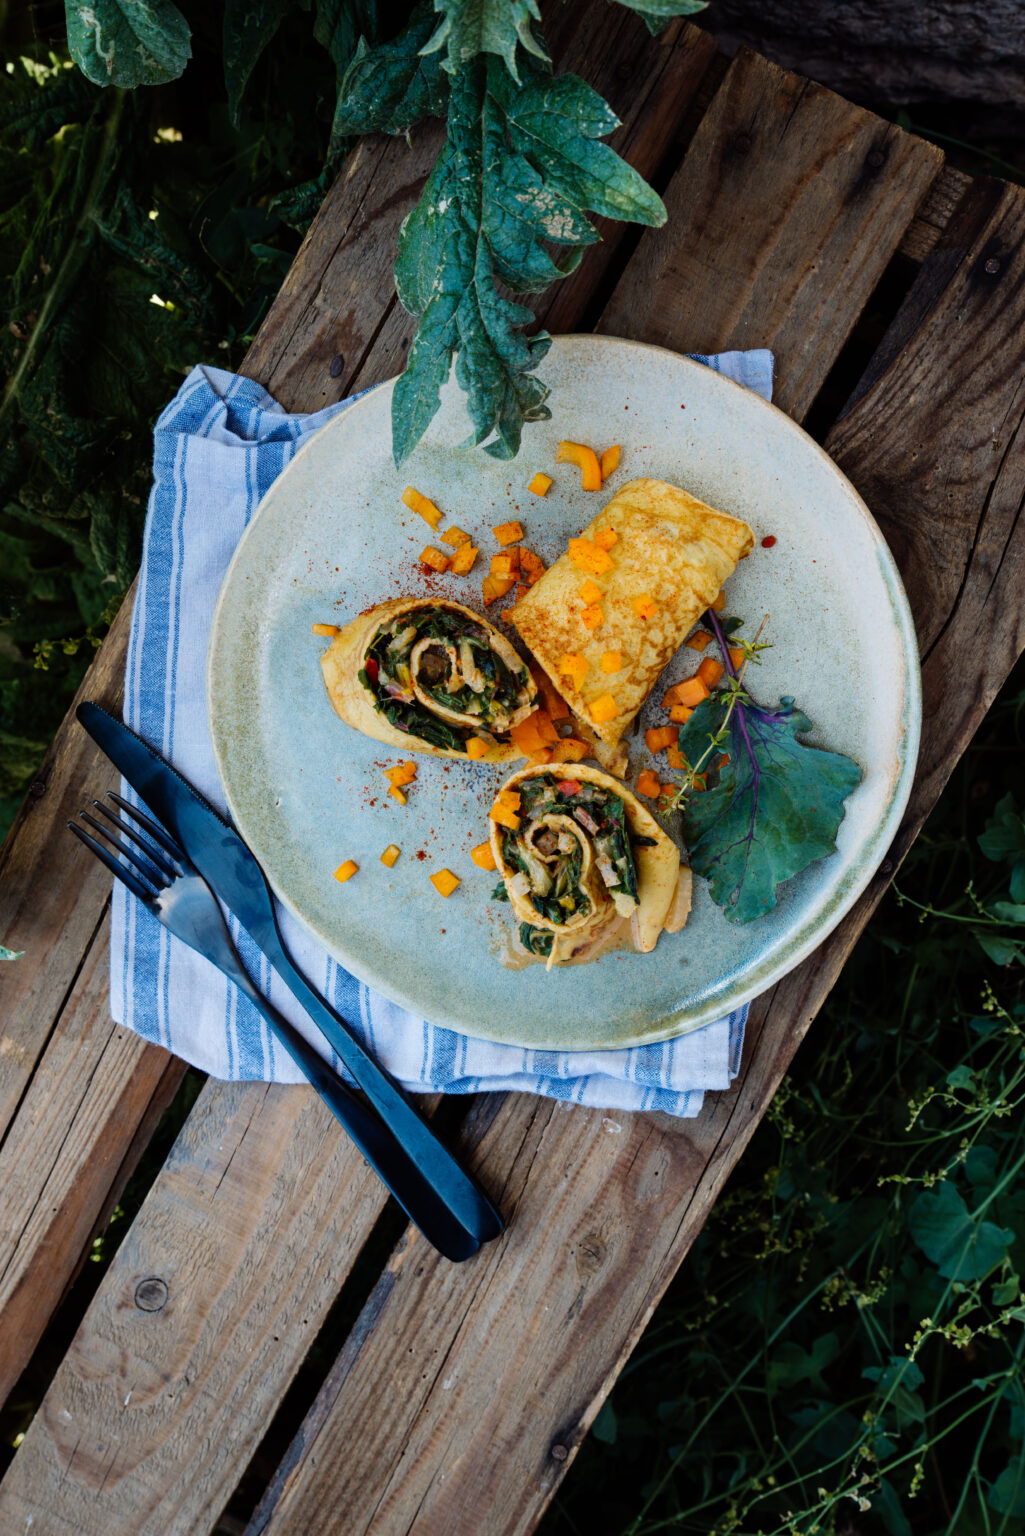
[77,701,503,1260]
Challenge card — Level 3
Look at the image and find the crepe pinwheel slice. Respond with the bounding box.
[489,764,690,969]
[512,478,754,747]
[320,598,537,760]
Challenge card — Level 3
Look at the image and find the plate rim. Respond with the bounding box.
[207,334,922,1050]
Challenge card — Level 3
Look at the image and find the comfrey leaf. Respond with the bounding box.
[66,0,192,88]
[614,0,709,36]
[424,0,549,84]
[679,692,862,924]
[332,6,449,140]
[393,56,667,463]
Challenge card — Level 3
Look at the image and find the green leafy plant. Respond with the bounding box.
[61,0,706,464]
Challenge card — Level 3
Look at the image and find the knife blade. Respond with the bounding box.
[77,700,503,1253]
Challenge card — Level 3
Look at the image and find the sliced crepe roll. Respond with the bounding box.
[489,763,688,968]
[320,598,537,761]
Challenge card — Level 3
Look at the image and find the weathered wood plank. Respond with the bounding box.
[897,163,973,263]
[598,47,943,419]
[0,919,183,1404]
[242,177,1025,1536]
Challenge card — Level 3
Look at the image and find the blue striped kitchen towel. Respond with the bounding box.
[109,348,773,1115]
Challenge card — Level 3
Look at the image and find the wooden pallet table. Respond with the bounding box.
[1,6,1024,1532]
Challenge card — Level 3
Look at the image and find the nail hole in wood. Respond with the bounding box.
[134,1277,169,1312]
[329,354,345,378]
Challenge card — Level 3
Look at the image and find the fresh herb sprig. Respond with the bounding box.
[662,608,862,924]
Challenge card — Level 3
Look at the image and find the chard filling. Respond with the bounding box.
[358,606,534,752]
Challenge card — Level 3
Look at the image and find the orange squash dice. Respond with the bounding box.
[666,745,687,771]
[711,592,726,612]
[333,859,358,883]
[685,631,712,651]
[441,525,471,548]
[593,526,618,551]
[581,603,603,630]
[510,708,559,754]
[528,473,552,496]
[402,486,442,528]
[645,725,679,754]
[527,661,570,721]
[550,737,589,763]
[556,441,602,491]
[493,520,524,546]
[489,801,521,830]
[312,623,338,636]
[449,544,478,575]
[589,693,619,724]
[430,869,461,897]
[729,646,746,671]
[380,845,400,868]
[471,842,497,871]
[666,676,710,709]
[490,548,520,578]
[668,704,693,725]
[578,578,603,604]
[559,652,589,689]
[567,538,613,576]
[482,572,516,605]
[518,547,545,585]
[636,769,661,799]
[600,651,622,673]
[419,546,450,573]
[633,594,658,621]
[465,737,491,760]
[389,785,407,805]
[697,657,724,688]
[600,445,621,480]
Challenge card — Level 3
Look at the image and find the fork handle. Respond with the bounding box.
[221,959,497,1263]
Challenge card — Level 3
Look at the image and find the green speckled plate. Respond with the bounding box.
[207,335,920,1051]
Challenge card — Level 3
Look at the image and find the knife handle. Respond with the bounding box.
[225,960,499,1262]
[250,941,504,1249]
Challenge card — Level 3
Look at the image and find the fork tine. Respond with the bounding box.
[78,811,171,889]
[90,799,179,881]
[107,791,185,861]
[69,822,154,904]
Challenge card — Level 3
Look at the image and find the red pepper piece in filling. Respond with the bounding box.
[365,657,379,685]
[556,779,581,795]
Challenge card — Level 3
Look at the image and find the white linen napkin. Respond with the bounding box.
[109,349,773,1114]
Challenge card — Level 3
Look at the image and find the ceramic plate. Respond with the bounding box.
[207,335,920,1051]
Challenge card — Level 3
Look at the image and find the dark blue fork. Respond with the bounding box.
[70,793,502,1262]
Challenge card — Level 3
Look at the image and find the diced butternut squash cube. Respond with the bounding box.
[729,646,746,671]
[559,652,589,690]
[685,630,712,651]
[578,578,603,604]
[389,784,407,805]
[581,603,603,630]
[633,594,658,621]
[518,548,545,585]
[402,486,442,528]
[510,708,559,754]
[659,783,677,801]
[496,789,521,810]
[556,441,602,491]
[669,704,693,725]
[636,769,661,799]
[471,841,497,871]
[645,725,679,754]
[384,762,417,787]
[715,753,730,771]
[465,737,491,760]
[670,676,711,708]
[568,537,613,576]
[333,859,358,883]
[312,623,338,636]
[489,801,521,830]
[666,745,687,771]
[493,520,524,546]
[697,657,724,688]
[589,693,619,724]
[526,747,554,764]
[528,661,571,721]
[593,526,618,550]
[482,572,516,605]
[449,544,479,575]
[550,737,590,763]
[600,651,623,674]
[380,844,400,868]
[419,546,450,573]
[430,868,461,897]
[441,525,471,548]
[528,473,552,496]
[711,592,726,612]
[491,549,520,578]
[600,444,621,480]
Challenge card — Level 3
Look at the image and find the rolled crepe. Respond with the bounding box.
[489,763,685,968]
[321,598,537,760]
[512,478,754,746]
